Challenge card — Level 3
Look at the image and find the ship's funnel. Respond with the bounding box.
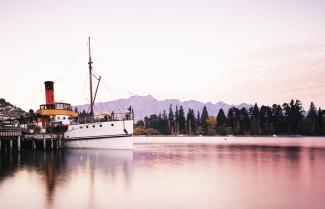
[44,81,55,104]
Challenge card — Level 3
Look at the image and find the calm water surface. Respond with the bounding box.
[1,137,325,209]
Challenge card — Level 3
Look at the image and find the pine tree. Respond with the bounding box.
[240,107,250,135]
[196,111,201,126]
[216,109,227,135]
[305,102,318,135]
[168,105,175,134]
[161,110,170,135]
[201,106,209,135]
[283,99,304,134]
[260,106,268,135]
[227,107,236,134]
[186,109,197,134]
[271,104,284,134]
[318,108,324,135]
[217,109,226,126]
[175,106,179,134]
[178,106,186,134]
[251,103,261,135]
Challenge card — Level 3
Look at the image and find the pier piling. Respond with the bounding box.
[17,136,21,152]
[43,135,46,150]
[50,134,53,149]
[32,139,36,150]
[0,130,62,151]
[59,134,63,149]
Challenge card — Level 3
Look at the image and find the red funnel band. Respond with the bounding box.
[44,81,55,104]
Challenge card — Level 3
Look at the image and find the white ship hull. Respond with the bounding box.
[64,120,133,150]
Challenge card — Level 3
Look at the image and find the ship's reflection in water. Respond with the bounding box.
[1,137,325,209]
[0,149,133,209]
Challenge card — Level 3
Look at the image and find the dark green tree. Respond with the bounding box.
[216,108,227,135]
[160,110,170,135]
[318,108,324,135]
[283,99,304,134]
[271,104,285,134]
[186,108,197,134]
[217,109,227,126]
[251,103,261,135]
[168,105,175,134]
[201,106,209,134]
[196,111,201,126]
[175,106,179,134]
[239,107,250,135]
[178,106,186,134]
[305,102,318,135]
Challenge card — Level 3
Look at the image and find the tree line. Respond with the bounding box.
[134,99,325,136]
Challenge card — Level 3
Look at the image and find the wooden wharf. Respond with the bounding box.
[0,128,63,151]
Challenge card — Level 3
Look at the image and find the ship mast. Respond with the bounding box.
[88,37,94,116]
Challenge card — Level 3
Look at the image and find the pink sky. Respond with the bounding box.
[0,0,325,110]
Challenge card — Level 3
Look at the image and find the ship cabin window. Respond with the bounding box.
[40,103,72,111]
[111,124,114,126]
[56,103,63,110]
[63,117,66,120]
[86,126,88,128]
[100,125,102,127]
[55,103,72,110]
[93,125,95,128]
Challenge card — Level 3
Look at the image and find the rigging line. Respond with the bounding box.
[92,56,134,115]
[101,82,123,113]
[52,43,88,83]
[93,56,133,96]
[91,69,101,80]
[79,71,89,106]
[100,79,124,113]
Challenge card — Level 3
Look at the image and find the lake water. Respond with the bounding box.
[1,137,325,209]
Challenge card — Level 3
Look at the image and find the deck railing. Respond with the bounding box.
[76,112,134,124]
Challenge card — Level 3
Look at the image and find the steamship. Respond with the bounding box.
[37,38,133,149]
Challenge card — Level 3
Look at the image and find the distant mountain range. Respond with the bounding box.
[77,95,252,121]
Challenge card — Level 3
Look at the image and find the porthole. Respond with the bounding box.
[111,124,114,126]
[100,125,102,127]
[86,126,88,128]
[80,127,83,129]
[93,125,95,128]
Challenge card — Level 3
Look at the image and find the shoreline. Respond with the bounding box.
[133,135,325,138]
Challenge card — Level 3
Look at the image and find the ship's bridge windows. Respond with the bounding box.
[40,103,72,111]
[56,103,64,110]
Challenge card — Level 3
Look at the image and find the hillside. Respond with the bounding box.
[77,95,252,121]
[0,98,26,118]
